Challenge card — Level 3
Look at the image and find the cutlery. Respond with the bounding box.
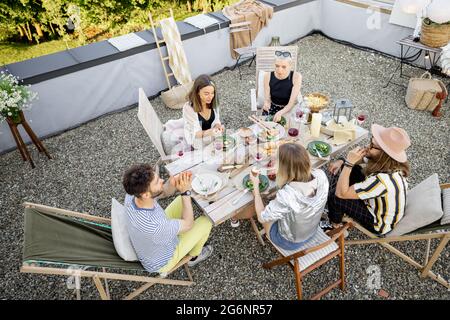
[248,115,272,132]
[312,144,324,159]
[194,174,208,193]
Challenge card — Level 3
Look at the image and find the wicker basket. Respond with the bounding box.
[420,20,450,48]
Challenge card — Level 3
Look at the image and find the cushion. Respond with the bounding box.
[441,188,450,225]
[268,227,338,271]
[111,198,138,261]
[161,130,179,156]
[257,70,266,108]
[388,174,444,236]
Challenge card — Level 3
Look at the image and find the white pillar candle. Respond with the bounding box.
[310,113,322,138]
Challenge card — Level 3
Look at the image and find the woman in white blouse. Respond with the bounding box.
[183,75,224,149]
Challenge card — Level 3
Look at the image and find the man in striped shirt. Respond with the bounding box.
[122,164,213,274]
[327,124,411,235]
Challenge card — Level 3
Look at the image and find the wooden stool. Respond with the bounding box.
[6,111,51,168]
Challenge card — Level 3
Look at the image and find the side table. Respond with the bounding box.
[6,110,51,168]
[384,35,450,103]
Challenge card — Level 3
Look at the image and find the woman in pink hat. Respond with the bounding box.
[326,124,411,235]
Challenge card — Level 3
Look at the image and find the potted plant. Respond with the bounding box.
[0,71,37,124]
[420,0,450,47]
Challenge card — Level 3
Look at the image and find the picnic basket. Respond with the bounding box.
[405,72,447,112]
[161,81,193,110]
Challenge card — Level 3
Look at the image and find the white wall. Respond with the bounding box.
[320,0,412,57]
[1,0,417,153]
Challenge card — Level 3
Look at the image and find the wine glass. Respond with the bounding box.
[355,110,369,126]
[173,142,188,158]
[288,127,299,138]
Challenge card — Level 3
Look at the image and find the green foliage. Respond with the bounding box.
[0,72,38,123]
[0,0,240,64]
[423,18,450,26]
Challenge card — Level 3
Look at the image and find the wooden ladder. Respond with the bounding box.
[148,9,176,89]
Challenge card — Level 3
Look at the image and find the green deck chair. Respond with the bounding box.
[20,202,194,300]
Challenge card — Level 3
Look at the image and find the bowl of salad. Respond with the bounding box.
[307,141,332,157]
[242,174,270,192]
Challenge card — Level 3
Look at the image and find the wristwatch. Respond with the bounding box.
[180,190,192,197]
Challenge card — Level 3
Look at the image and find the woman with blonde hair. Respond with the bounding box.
[248,143,329,250]
[262,51,302,123]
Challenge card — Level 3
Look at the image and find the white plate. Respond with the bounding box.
[253,122,286,142]
[192,173,223,196]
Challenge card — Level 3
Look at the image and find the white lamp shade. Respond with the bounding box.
[399,0,430,14]
[427,0,450,24]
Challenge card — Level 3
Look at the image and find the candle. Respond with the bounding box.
[310,113,322,138]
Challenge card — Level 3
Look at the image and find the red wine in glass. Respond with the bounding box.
[357,114,367,125]
[268,172,277,181]
[296,110,304,121]
[177,150,184,157]
[288,128,299,137]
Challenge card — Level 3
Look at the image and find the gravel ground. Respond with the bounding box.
[1,34,449,300]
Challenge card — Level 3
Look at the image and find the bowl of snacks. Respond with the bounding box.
[237,127,257,145]
[304,93,330,113]
[255,122,285,142]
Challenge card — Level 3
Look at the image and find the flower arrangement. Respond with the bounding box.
[0,72,37,124]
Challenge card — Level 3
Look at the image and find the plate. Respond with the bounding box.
[254,122,286,142]
[221,135,236,150]
[265,115,287,127]
[307,141,332,157]
[242,174,270,192]
[237,127,254,138]
[192,173,223,196]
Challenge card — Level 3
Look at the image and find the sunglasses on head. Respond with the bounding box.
[275,51,291,58]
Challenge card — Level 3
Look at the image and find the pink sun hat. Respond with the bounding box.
[371,124,411,163]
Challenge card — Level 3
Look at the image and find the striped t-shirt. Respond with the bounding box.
[124,194,181,272]
[354,172,408,234]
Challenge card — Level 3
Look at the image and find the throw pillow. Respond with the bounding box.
[111,198,138,261]
[388,174,444,236]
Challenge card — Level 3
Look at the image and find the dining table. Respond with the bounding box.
[164,119,369,245]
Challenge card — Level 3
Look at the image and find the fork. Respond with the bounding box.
[312,144,324,159]
[195,174,208,193]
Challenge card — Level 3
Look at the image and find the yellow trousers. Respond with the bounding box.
[159,196,212,273]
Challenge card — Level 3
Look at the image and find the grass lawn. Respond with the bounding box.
[0,39,81,65]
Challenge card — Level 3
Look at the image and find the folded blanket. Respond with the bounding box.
[223,0,273,59]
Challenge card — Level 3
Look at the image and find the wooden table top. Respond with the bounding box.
[165,123,369,226]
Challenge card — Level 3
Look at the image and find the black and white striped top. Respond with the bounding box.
[354,172,408,234]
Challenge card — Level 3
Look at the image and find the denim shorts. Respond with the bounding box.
[269,221,315,251]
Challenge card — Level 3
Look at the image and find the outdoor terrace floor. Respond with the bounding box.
[0,34,449,300]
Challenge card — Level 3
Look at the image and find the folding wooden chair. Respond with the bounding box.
[263,223,351,300]
[229,21,256,80]
[250,46,299,115]
[343,182,450,289]
[20,202,194,300]
[137,88,176,170]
